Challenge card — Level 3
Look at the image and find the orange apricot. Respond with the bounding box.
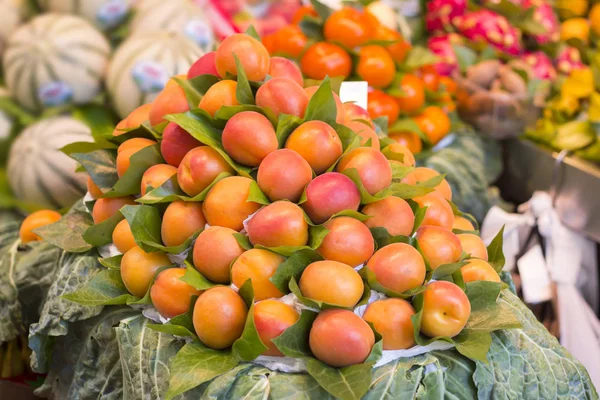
[344,120,380,149]
[215,34,270,81]
[87,176,104,199]
[302,172,361,224]
[268,57,304,86]
[120,246,171,298]
[318,217,374,267]
[413,192,455,230]
[231,249,285,301]
[299,260,364,308]
[402,167,452,201]
[366,243,426,293]
[457,233,488,260]
[91,196,136,224]
[161,201,206,247]
[421,281,470,338]
[150,268,202,318]
[177,146,235,197]
[202,176,262,231]
[285,120,343,174]
[323,7,372,49]
[257,149,313,202]
[461,259,501,283]
[148,83,189,126]
[193,226,244,284]
[254,300,300,356]
[247,201,309,248]
[116,138,156,177]
[198,80,239,117]
[363,298,416,350]
[383,143,415,167]
[336,147,392,195]
[222,111,278,167]
[362,196,415,236]
[453,216,475,231]
[140,164,177,196]
[343,102,374,127]
[19,210,61,244]
[416,226,462,269]
[112,219,137,253]
[388,131,422,154]
[256,77,308,118]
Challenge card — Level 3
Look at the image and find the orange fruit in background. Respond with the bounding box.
[439,76,457,95]
[215,34,270,81]
[19,209,62,244]
[590,4,600,36]
[414,106,451,145]
[418,66,440,92]
[269,25,308,58]
[373,25,411,64]
[301,42,352,80]
[356,45,396,89]
[560,17,590,43]
[367,90,400,125]
[323,7,372,49]
[453,216,475,231]
[292,5,318,25]
[394,74,425,115]
[388,131,423,154]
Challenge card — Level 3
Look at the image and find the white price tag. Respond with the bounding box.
[339,81,368,110]
[517,244,552,304]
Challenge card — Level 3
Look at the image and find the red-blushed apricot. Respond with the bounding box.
[202,176,262,231]
[215,34,270,81]
[116,138,157,177]
[149,84,189,126]
[309,309,374,367]
[256,77,308,118]
[247,201,309,248]
[161,201,206,247]
[257,149,312,202]
[231,249,285,301]
[199,80,239,117]
[413,192,455,230]
[461,259,501,283]
[87,176,103,199]
[366,243,426,293]
[193,226,244,284]
[305,86,345,123]
[140,164,177,196]
[362,196,415,236]
[336,147,392,195]
[187,51,220,78]
[120,246,171,298]
[453,216,475,231]
[343,102,374,127]
[344,120,380,149]
[160,123,201,167]
[91,197,136,224]
[112,219,136,253]
[268,57,303,86]
[193,286,248,349]
[458,233,488,260]
[421,281,471,338]
[299,260,364,307]
[318,217,374,267]
[19,210,61,244]
[416,226,462,269]
[150,268,202,318]
[177,146,235,197]
[285,121,343,174]
[254,300,300,356]
[402,167,452,200]
[363,298,416,350]
[302,172,360,224]
[222,111,278,166]
[383,143,416,167]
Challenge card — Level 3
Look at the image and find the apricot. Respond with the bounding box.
[187,51,220,78]
[112,219,136,253]
[120,246,171,298]
[193,286,248,349]
[127,104,152,127]
[461,259,501,283]
[285,120,343,174]
[215,34,270,81]
[343,102,374,127]
[268,57,303,86]
[457,233,488,260]
[150,268,202,318]
[302,172,360,224]
[149,83,189,126]
[247,201,309,248]
[161,201,206,247]
[309,309,374,367]
[362,196,415,236]
[19,210,61,244]
[413,192,455,230]
[116,138,156,177]
[91,196,136,224]
[222,111,278,166]
[389,131,422,154]
[416,226,462,269]
[112,119,128,137]
[305,86,344,123]
[336,147,392,195]
[318,217,374,267]
[87,176,104,199]
[453,216,475,231]
[160,123,201,167]
[177,146,235,197]
[256,77,308,118]
[254,300,300,356]
[367,243,426,293]
[344,120,380,149]
[363,298,415,350]
[202,176,262,231]
[421,281,470,338]
[193,226,244,284]
[257,149,312,202]
[199,80,239,117]
[383,143,415,167]
[231,249,285,301]
[299,260,364,307]
[403,167,452,201]
[140,164,177,196]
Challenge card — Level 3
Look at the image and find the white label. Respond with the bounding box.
[339,81,368,110]
[97,0,129,28]
[517,244,552,304]
[184,19,215,52]
[38,81,73,107]
[131,61,169,93]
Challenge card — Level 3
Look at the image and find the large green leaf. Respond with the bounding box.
[70,149,119,193]
[34,200,93,253]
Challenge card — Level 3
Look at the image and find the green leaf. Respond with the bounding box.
[453,45,478,74]
[180,261,217,291]
[70,149,119,193]
[245,25,261,41]
[298,15,325,41]
[166,342,239,400]
[120,204,162,251]
[233,233,253,251]
[341,168,384,204]
[431,261,468,280]
[272,310,317,358]
[232,280,268,361]
[98,255,122,269]
[304,77,338,126]
[214,105,278,127]
[105,145,164,197]
[276,114,303,147]
[270,249,323,293]
[62,140,116,155]
[247,181,271,205]
[142,230,201,254]
[486,226,505,272]
[369,227,412,249]
[310,0,332,20]
[34,200,93,253]
[464,281,521,331]
[175,76,206,108]
[107,121,159,145]
[186,74,221,95]
[330,210,371,222]
[403,46,440,71]
[387,182,435,199]
[306,358,373,400]
[82,211,123,247]
[411,206,427,234]
[62,269,137,306]
[146,322,197,339]
[234,54,255,105]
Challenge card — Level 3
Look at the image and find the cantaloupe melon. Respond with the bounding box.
[0,0,27,57]
[130,0,214,53]
[3,14,111,112]
[8,117,94,209]
[0,88,15,164]
[38,0,131,30]
[106,30,203,118]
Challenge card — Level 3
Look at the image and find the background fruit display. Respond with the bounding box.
[1,30,595,400]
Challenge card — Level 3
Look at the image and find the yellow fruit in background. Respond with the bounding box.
[555,0,588,19]
[590,4,600,35]
[560,18,590,43]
